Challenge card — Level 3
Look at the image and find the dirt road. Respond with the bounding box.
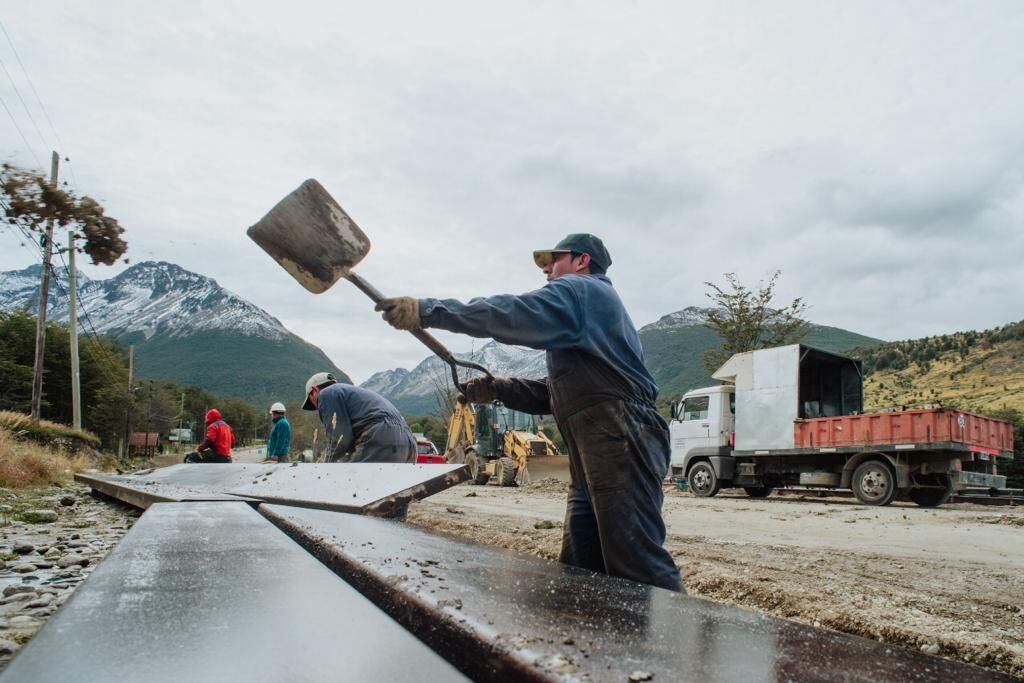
[407,481,1024,678]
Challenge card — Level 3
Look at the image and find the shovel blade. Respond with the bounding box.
[247,179,371,294]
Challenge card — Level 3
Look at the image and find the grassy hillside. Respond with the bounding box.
[852,321,1024,413]
[123,330,352,404]
[643,323,883,400]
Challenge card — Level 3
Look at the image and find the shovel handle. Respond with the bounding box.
[345,272,493,391]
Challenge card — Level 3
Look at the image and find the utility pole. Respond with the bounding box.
[68,230,81,430]
[122,345,134,458]
[30,151,60,420]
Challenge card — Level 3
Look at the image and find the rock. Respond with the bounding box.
[8,615,40,626]
[44,547,61,558]
[56,555,87,569]
[25,594,53,609]
[0,593,36,605]
[0,618,9,630]
[12,541,34,555]
[11,563,38,573]
[629,671,655,682]
[2,585,35,598]
[20,510,58,524]
[0,505,12,513]
[921,643,940,655]
[0,638,18,656]
[533,519,557,529]
[59,496,76,507]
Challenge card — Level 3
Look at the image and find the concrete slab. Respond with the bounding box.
[0,502,466,682]
[77,471,258,510]
[76,462,469,516]
[262,504,1017,683]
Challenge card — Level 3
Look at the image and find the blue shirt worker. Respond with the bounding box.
[266,402,292,462]
[375,234,683,592]
[301,373,416,463]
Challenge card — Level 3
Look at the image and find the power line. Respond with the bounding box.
[0,57,48,151]
[0,21,63,152]
[0,90,42,169]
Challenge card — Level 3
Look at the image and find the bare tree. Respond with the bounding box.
[702,270,809,373]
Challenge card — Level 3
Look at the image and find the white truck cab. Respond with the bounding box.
[668,384,736,476]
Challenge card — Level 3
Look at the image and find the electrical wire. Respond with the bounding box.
[0,90,42,169]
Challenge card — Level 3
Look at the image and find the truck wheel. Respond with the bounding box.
[496,457,518,487]
[908,475,954,508]
[743,486,773,498]
[688,461,720,498]
[851,460,897,506]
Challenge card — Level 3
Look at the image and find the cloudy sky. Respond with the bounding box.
[2,2,1022,382]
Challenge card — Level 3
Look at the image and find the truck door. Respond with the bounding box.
[669,394,712,467]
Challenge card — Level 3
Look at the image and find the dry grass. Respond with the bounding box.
[0,410,100,450]
[0,426,92,489]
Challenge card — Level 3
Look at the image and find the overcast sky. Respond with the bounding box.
[2,2,1022,383]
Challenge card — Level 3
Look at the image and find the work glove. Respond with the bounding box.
[462,377,510,404]
[375,297,422,331]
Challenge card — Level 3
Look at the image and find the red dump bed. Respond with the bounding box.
[794,408,1014,457]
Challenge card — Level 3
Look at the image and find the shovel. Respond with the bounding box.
[247,179,492,393]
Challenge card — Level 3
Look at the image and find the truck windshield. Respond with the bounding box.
[682,396,709,420]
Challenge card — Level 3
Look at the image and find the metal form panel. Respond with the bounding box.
[76,462,469,516]
[794,408,1015,455]
[261,504,1013,683]
[731,345,800,451]
[0,502,466,683]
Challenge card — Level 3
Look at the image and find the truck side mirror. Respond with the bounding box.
[670,402,678,420]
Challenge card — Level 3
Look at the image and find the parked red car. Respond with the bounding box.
[415,437,446,464]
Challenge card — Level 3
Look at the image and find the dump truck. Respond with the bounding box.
[669,344,1015,507]
[444,397,562,486]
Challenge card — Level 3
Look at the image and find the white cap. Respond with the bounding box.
[269,402,286,414]
[303,372,337,410]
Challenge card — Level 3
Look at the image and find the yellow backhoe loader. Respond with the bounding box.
[444,397,566,486]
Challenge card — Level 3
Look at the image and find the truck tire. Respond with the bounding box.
[496,457,518,487]
[743,486,773,498]
[851,460,897,506]
[688,461,721,498]
[908,474,954,508]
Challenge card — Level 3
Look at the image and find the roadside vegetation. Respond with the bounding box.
[0,423,93,489]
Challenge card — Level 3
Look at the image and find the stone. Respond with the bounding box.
[25,594,53,609]
[533,520,557,530]
[56,555,87,569]
[12,563,38,574]
[12,541,34,555]
[0,505,12,513]
[0,638,19,655]
[0,593,36,605]
[44,547,61,558]
[2,585,35,598]
[8,615,39,626]
[59,496,76,507]
[20,510,58,524]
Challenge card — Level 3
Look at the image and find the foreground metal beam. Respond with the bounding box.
[262,504,1016,683]
[0,502,466,682]
[76,462,469,516]
[76,470,258,509]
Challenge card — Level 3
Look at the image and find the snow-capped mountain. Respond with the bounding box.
[639,306,713,332]
[0,261,349,402]
[361,340,545,415]
[0,261,287,340]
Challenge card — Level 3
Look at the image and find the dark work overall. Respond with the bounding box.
[547,349,683,592]
[331,416,416,464]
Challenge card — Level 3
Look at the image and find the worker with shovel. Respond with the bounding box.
[302,372,417,463]
[376,234,682,592]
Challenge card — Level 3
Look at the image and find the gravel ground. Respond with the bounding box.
[407,480,1024,678]
[0,483,138,671]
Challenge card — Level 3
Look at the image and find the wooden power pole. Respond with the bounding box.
[29,151,60,420]
[68,229,81,430]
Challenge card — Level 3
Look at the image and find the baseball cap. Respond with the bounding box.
[533,233,611,271]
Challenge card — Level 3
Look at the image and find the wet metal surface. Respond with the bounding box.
[76,471,258,509]
[0,502,466,683]
[76,463,469,516]
[262,505,1017,683]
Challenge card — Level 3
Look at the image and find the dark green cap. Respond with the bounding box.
[533,233,612,272]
